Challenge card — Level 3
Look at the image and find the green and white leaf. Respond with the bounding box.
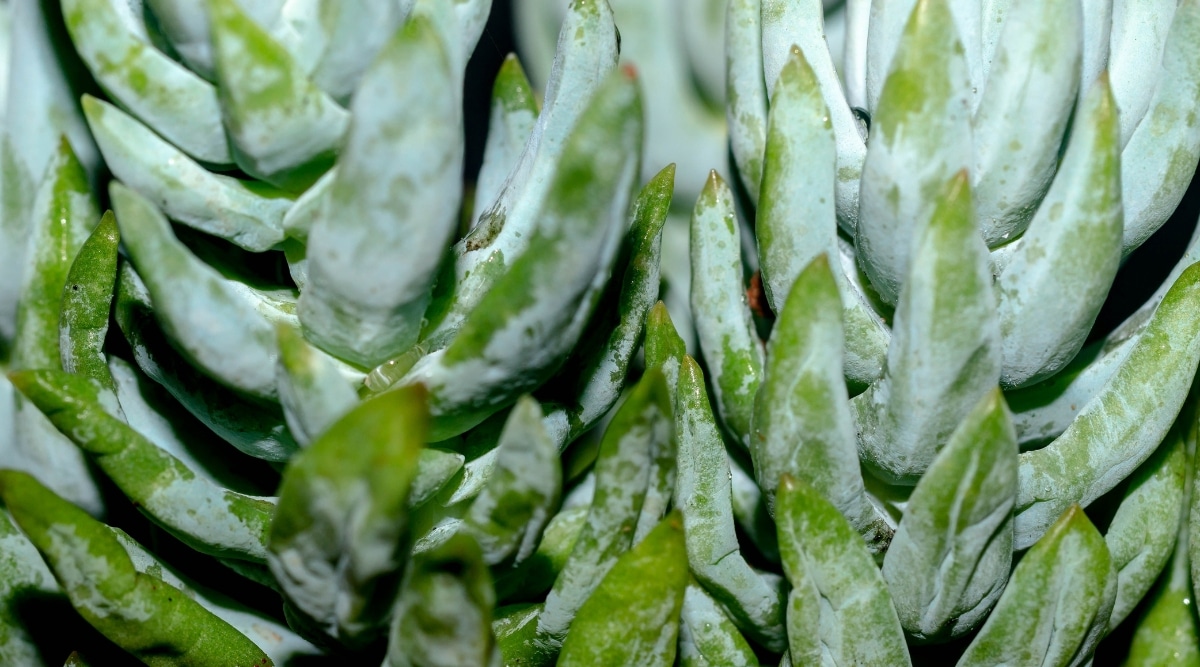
[881,388,1017,642]
[857,0,973,304]
[958,506,1117,667]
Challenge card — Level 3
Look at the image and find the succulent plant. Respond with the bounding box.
[680,0,1200,662]
[4,0,1200,665]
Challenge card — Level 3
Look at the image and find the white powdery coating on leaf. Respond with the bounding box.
[145,474,272,561]
[47,524,152,621]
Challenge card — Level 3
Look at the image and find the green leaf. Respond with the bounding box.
[753,255,890,550]
[474,55,540,226]
[61,0,232,164]
[421,0,620,350]
[81,95,291,253]
[534,370,672,659]
[760,1,866,232]
[9,368,276,563]
[1121,0,1200,255]
[113,263,297,462]
[207,0,346,191]
[677,355,786,652]
[854,172,1000,485]
[958,506,1116,667]
[299,8,460,367]
[775,474,911,667]
[385,532,498,667]
[971,0,1082,246]
[1017,261,1200,548]
[690,170,762,449]
[268,385,428,647]
[539,163,674,445]
[406,67,643,441]
[858,0,973,305]
[274,325,359,447]
[0,470,271,666]
[881,388,1017,641]
[725,0,768,202]
[59,211,120,393]
[995,75,1122,388]
[558,511,688,667]
[463,396,562,566]
[678,581,758,667]
[111,183,285,402]
[1104,416,1186,630]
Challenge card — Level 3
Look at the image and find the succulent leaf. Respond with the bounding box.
[957,505,1117,667]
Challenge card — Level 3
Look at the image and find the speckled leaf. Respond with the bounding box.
[756,45,833,304]
[643,301,687,394]
[776,474,911,667]
[0,470,272,666]
[881,388,1016,642]
[268,385,428,647]
[300,9,461,368]
[725,0,768,201]
[538,163,673,447]
[113,262,298,462]
[59,210,119,393]
[7,139,103,516]
[109,526,321,663]
[9,368,276,563]
[112,183,286,401]
[463,397,561,566]
[12,139,97,372]
[972,0,1082,247]
[864,0,980,114]
[858,0,973,305]
[386,533,498,667]
[676,356,786,652]
[753,52,888,388]
[1005,332,1133,446]
[61,0,230,165]
[995,76,1121,388]
[473,55,539,229]
[558,511,687,667]
[82,96,291,253]
[1120,0,1200,255]
[401,68,641,441]
[1104,419,1186,631]
[274,325,359,447]
[494,602,541,666]
[677,581,758,667]
[420,0,619,349]
[761,0,866,231]
[1016,262,1200,549]
[207,0,346,191]
[854,172,1000,485]
[690,170,762,450]
[753,256,890,551]
[534,370,671,659]
[958,506,1116,667]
